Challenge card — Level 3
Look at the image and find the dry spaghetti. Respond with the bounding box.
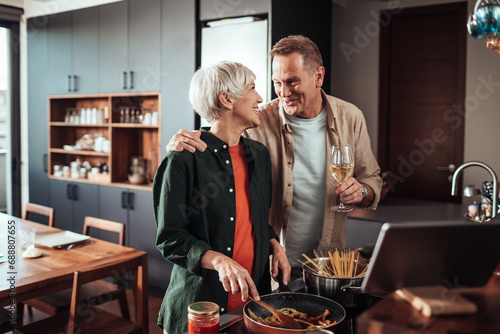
[299,249,367,278]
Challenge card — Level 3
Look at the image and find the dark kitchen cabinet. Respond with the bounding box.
[98,1,127,93]
[160,0,196,155]
[269,0,332,94]
[27,17,50,207]
[49,179,100,232]
[71,7,99,94]
[47,12,71,95]
[99,0,161,93]
[47,7,99,95]
[128,0,162,92]
[99,186,170,291]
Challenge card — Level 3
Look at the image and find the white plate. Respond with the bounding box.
[22,248,43,259]
[35,231,90,248]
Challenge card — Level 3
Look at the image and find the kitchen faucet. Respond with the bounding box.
[451,161,498,219]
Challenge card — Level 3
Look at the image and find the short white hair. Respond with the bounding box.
[189,61,256,123]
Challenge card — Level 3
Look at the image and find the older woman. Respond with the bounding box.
[153,61,291,333]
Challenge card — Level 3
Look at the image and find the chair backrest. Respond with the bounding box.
[83,216,126,246]
[67,254,146,334]
[23,202,55,227]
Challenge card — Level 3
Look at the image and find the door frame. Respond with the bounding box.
[0,19,22,216]
[377,2,467,202]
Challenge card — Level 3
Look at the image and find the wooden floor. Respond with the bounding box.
[8,289,163,333]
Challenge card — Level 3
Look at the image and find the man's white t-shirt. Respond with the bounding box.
[284,107,327,267]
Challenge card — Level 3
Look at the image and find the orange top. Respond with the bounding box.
[227,144,256,311]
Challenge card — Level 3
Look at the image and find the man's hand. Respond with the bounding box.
[336,177,374,207]
[270,239,291,287]
[165,129,208,153]
[201,250,260,302]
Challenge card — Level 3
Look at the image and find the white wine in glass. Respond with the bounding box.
[329,144,354,212]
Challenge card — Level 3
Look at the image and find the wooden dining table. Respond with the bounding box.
[0,212,148,333]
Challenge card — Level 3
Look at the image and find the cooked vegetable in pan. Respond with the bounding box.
[247,307,335,329]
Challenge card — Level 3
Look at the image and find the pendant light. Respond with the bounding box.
[467,0,500,53]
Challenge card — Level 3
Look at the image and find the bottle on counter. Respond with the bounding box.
[79,108,86,124]
[468,201,479,218]
[103,106,109,123]
[187,301,220,334]
[481,200,492,219]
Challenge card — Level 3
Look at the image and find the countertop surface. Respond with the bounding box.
[348,197,472,224]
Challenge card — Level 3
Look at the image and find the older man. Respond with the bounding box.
[167,35,382,276]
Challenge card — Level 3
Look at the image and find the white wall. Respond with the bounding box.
[22,0,123,18]
[0,0,22,8]
[331,0,500,192]
[0,1,124,17]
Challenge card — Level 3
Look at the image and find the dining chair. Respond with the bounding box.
[24,217,130,319]
[16,254,146,334]
[1,307,15,333]
[23,202,55,227]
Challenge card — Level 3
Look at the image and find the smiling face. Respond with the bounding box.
[272,52,325,119]
[231,81,263,129]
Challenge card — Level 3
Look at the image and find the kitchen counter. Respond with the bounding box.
[349,197,471,224]
[344,197,485,250]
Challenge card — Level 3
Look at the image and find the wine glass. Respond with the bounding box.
[329,144,354,212]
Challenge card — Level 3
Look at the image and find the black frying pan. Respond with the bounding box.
[243,293,345,333]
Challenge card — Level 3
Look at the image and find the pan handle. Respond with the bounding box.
[276,271,291,293]
[341,285,364,294]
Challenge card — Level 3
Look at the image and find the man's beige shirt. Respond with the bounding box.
[244,90,382,250]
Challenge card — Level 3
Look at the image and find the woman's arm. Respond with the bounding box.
[153,155,211,275]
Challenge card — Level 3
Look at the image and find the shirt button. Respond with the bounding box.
[227,247,231,252]
[223,145,227,149]
[229,188,234,192]
[226,160,230,164]
[214,149,218,153]
[221,308,225,313]
[230,217,234,221]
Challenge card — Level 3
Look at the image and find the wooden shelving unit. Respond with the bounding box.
[48,92,161,189]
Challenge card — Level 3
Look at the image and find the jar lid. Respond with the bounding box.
[187,302,219,316]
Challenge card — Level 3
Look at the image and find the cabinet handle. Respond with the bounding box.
[129,71,134,89]
[123,71,128,90]
[128,192,134,210]
[43,153,48,173]
[73,75,77,92]
[121,191,128,209]
[67,184,73,200]
[67,75,72,92]
[72,184,78,201]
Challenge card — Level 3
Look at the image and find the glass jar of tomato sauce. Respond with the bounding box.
[187,301,220,334]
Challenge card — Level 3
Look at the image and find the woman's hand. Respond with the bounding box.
[270,239,291,286]
[201,250,260,302]
[165,129,208,153]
